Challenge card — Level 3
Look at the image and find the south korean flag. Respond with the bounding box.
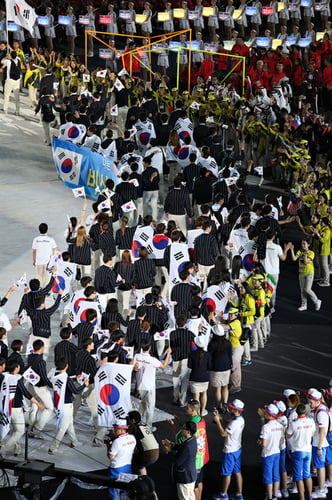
[169,242,190,292]
[58,123,87,145]
[131,225,154,261]
[51,372,68,428]
[52,259,77,308]
[0,373,21,439]
[203,285,227,313]
[53,145,83,186]
[94,363,133,427]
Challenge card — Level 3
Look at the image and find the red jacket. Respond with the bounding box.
[201,59,215,81]
[292,64,304,86]
[123,48,141,73]
[270,70,286,88]
[322,65,332,87]
[216,50,229,71]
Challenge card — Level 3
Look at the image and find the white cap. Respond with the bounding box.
[264,403,279,417]
[305,388,322,401]
[283,389,296,398]
[113,419,128,429]
[194,335,207,350]
[275,400,286,414]
[228,399,244,411]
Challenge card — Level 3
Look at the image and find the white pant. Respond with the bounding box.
[73,384,105,441]
[177,482,195,500]
[3,78,20,113]
[172,359,190,406]
[49,403,77,451]
[118,289,132,313]
[29,385,54,433]
[138,388,155,428]
[143,190,158,221]
[252,317,266,348]
[35,264,49,288]
[2,407,25,454]
[299,273,319,306]
[230,345,244,389]
[319,255,329,284]
[42,121,51,145]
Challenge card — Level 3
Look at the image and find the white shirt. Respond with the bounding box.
[260,419,284,457]
[287,416,315,452]
[109,433,136,468]
[261,241,283,275]
[224,416,245,453]
[311,404,330,447]
[277,415,288,450]
[134,352,161,391]
[32,234,56,265]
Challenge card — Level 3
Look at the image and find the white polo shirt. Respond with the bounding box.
[277,415,288,450]
[224,416,245,453]
[260,419,284,457]
[109,433,136,469]
[32,234,56,265]
[287,416,315,452]
[312,405,330,447]
[134,352,161,391]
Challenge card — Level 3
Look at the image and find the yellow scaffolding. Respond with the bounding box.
[84,29,246,94]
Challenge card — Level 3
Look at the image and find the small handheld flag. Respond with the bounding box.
[190,101,200,109]
[121,200,136,213]
[98,199,111,211]
[110,104,118,116]
[255,166,264,176]
[96,70,107,78]
[114,78,124,91]
[72,186,86,198]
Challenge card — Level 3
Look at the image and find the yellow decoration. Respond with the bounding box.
[272,38,282,50]
[316,32,325,41]
[232,9,242,19]
[157,12,170,22]
[202,7,215,16]
[277,2,284,11]
[173,8,185,18]
[135,14,147,23]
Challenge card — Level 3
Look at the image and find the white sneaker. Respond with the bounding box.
[289,485,298,494]
[281,489,289,498]
[315,299,322,311]
[325,480,332,488]
[276,490,282,498]
[311,490,327,499]
[298,305,307,311]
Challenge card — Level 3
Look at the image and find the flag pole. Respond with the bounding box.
[5,0,10,52]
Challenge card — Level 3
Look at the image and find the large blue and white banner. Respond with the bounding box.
[52,138,119,198]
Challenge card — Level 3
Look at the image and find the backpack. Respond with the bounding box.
[240,326,251,345]
[10,59,21,80]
